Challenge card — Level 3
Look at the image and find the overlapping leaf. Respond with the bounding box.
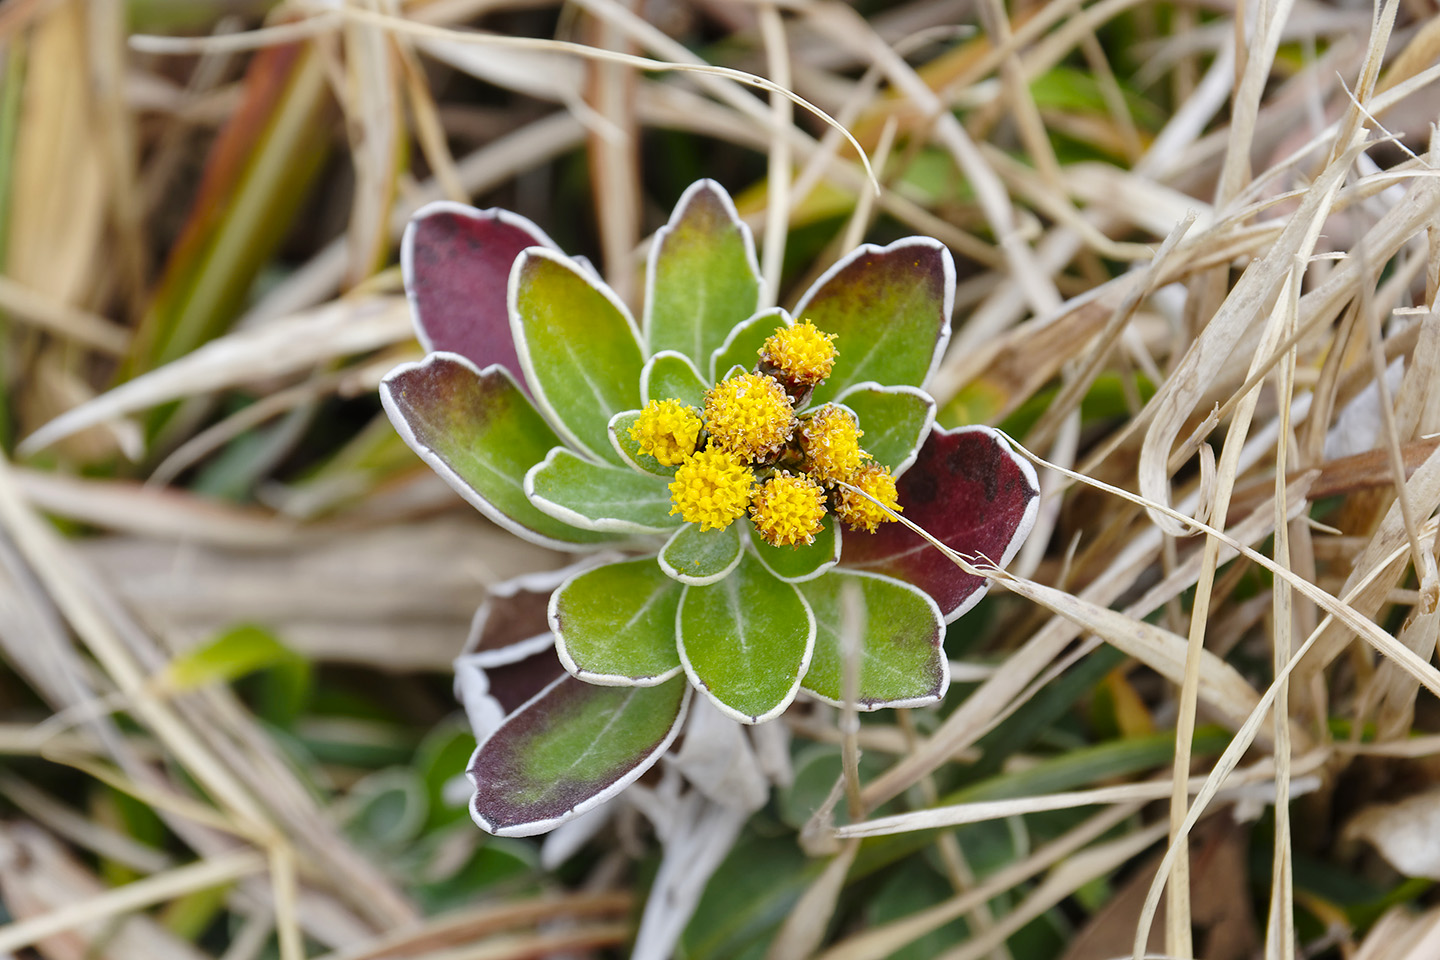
[842,426,1039,621]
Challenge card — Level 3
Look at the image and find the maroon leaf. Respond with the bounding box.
[468,674,690,836]
[401,202,559,385]
[842,426,1039,621]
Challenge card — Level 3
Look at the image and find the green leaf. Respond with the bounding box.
[608,410,678,477]
[709,308,788,383]
[659,523,743,585]
[794,238,954,404]
[645,179,762,371]
[798,570,948,709]
[469,674,690,836]
[834,382,935,474]
[552,558,683,684]
[161,624,303,691]
[511,249,644,465]
[677,552,815,723]
[382,356,613,549]
[526,448,679,533]
[748,514,839,582]
[642,351,708,407]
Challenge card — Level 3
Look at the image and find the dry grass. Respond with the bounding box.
[3,0,1440,958]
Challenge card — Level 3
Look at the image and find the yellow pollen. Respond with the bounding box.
[835,463,902,533]
[750,472,827,547]
[668,445,755,531]
[761,319,837,385]
[628,398,702,466]
[800,405,868,484]
[703,372,796,461]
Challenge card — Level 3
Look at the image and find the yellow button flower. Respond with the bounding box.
[800,405,868,484]
[834,462,902,532]
[629,398,702,466]
[669,445,755,531]
[703,372,796,461]
[750,472,827,547]
[760,319,837,386]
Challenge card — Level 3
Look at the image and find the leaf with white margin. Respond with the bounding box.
[794,237,954,405]
[608,410,679,478]
[748,514,839,583]
[677,552,815,724]
[660,523,743,585]
[834,382,936,476]
[645,179,762,370]
[468,673,690,836]
[551,557,684,685]
[798,570,948,709]
[401,201,559,383]
[842,425,1040,622]
[709,308,789,383]
[642,351,709,408]
[526,448,679,533]
[510,248,643,465]
[381,354,612,550]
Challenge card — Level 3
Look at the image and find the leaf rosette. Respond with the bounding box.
[382,180,1040,836]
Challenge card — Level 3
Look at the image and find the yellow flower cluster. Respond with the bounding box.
[629,398,702,465]
[760,320,837,386]
[660,320,902,547]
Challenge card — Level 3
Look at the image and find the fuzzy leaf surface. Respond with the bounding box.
[552,558,683,684]
[795,239,952,404]
[660,523,743,584]
[512,250,643,464]
[403,203,556,382]
[381,356,609,548]
[678,552,814,723]
[642,351,709,408]
[468,675,689,836]
[843,426,1039,621]
[835,383,935,474]
[798,570,947,709]
[749,515,839,582]
[710,308,788,383]
[527,449,678,533]
[646,180,761,370]
[608,411,677,477]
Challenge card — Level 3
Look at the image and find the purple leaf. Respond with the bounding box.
[401,202,559,384]
[468,674,690,836]
[842,426,1039,622]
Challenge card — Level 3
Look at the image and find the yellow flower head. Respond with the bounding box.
[669,445,755,531]
[800,405,868,484]
[628,398,702,466]
[703,372,796,461]
[835,462,902,533]
[750,472,827,547]
[760,320,838,386]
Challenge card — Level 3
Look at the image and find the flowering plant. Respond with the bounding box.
[381,180,1038,838]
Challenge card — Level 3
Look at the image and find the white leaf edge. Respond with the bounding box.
[658,523,744,586]
[641,350,709,408]
[606,409,678,478]
[708,307,791,383]
[400,200,562,356]
[791,236,956,398]
[524,447,681,535]
[796,568,951,711]
[467,675,692,837]
[508,246,644,466]
[832,380,938,479]
[379,352,611,553]
[642,178,764,367]
[675,557,817,725]
[549,557,685,688]
[745,515,841,584]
